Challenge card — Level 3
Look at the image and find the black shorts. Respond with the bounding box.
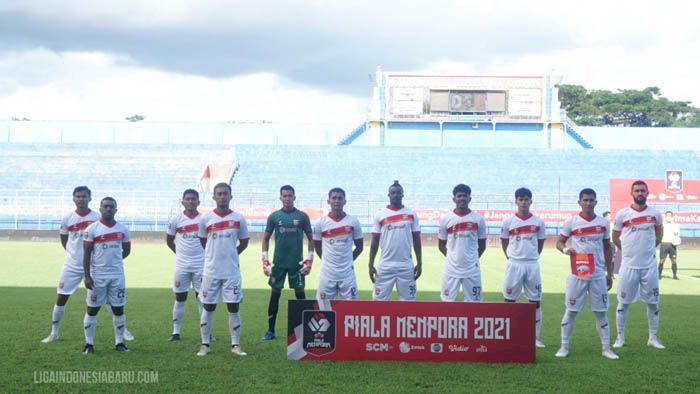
[659,243,677,259]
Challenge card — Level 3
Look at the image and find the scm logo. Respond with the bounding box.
[365,343,390,352]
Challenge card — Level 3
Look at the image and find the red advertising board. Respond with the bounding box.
[287,300,535,363]
[415,209,578,224]
[610,177,700,224]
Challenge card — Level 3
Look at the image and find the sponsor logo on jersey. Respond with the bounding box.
[175,280,181,288]
[569,298,576,306]
[506,288,513,295]
[303,311,336,356]
[59,282,64,289]
[293,219,300,227]
[620,291,626,299]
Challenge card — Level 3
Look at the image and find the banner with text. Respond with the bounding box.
[415,209,578,224]
[287,300,535,363]
[610,177,700,224]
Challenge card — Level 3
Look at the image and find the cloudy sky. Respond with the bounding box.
[1,0,698,122]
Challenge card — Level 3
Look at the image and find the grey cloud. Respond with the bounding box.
[0,9,573,96]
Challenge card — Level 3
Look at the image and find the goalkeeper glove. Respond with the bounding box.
[262,252,272,276]
[299,251,314,276]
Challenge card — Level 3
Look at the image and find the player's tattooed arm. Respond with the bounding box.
[655,225,664,247]
[368,233,380,283]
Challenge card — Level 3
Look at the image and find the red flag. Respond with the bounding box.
[570,253,595,278]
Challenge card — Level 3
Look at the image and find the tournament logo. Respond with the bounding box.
[175,280,181,288]
[303,311,336,356]
[90,294,97,302]
[374,287,381,296]
[569,298,576,306]
[443,289,449,297]
[666,170,683,193]
[620,291,626,299]
[506,288,513,295]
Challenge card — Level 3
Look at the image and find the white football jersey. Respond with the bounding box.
[198,209,249,279]
[438,210,487,278]
[613,206,662,269]
[166,211,205,272]
[313,213,363,281]
[60,209,101,272]
[83,220,131,277]
[500,214,546,263]
[560,214,610,280]
[372,205,420,267]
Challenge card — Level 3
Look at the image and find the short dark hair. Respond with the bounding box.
[100,196,117,207]
[578,188,597,200]
[213,182,231,193]
[453,184,472,197]
[631,180,648,191]
[73,186,91,197]
[603,211,611,218]
[514,187,532,199]
[280,185,295,195]
[182,189,199,199]
[328,187,346,198]
[389,180,403,192]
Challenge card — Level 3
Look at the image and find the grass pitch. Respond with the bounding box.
[1,241,699,393]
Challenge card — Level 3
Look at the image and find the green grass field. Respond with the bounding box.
[2,240,699,393]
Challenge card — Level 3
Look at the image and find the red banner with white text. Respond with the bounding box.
[287,300,535,363]
[610,178,700,224]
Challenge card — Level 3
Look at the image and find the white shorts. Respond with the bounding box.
[199,276,243,304]
[565,276,609,312]
[58,267,84,295]
[617,265,660,305]
[317,272,358,301]
[441,274,482,302]
[87,276,126,308]
[502,262,542,301]
[373,264,416,301]
[173,270,203,293]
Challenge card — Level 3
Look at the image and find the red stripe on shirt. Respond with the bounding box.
[571,225,606,236]
[177,223,199,234]
[447,222,478,234]
[67,220,94,232]
[321,226,354,238]
[207,220,240,232]
[379,214,414,226]
[622,215,656,227]
[509,225,540,236]
[94,232,124,244]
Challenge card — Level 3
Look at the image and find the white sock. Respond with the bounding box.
[113,314,126,345]
[51,305,65,336]
[616,303,629,339]
[172,301,186,335]
[83,313,97,345]
[560,310,577,346]
[198,299,204,318]
[229,312,241,346]
[535,306,543,338]
[647,304,660,338]
[200,309,213,345]
[594,311,610,347]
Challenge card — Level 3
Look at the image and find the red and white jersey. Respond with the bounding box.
[166,211,205,272]
[560,214,610,280]
[313,213,363,281]
[198,209,249,279]
[613,206,662,269]
[438,210,487,278]
[500,213,546,263]
[372,205,420,267]
[83,220,131,277]
[60,209,101,272]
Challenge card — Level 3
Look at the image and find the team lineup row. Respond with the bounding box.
[41,180,666,360]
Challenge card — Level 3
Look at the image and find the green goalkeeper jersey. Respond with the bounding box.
[265,208,311,269]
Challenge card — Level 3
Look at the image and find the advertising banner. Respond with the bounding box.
[288,300,535,363]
